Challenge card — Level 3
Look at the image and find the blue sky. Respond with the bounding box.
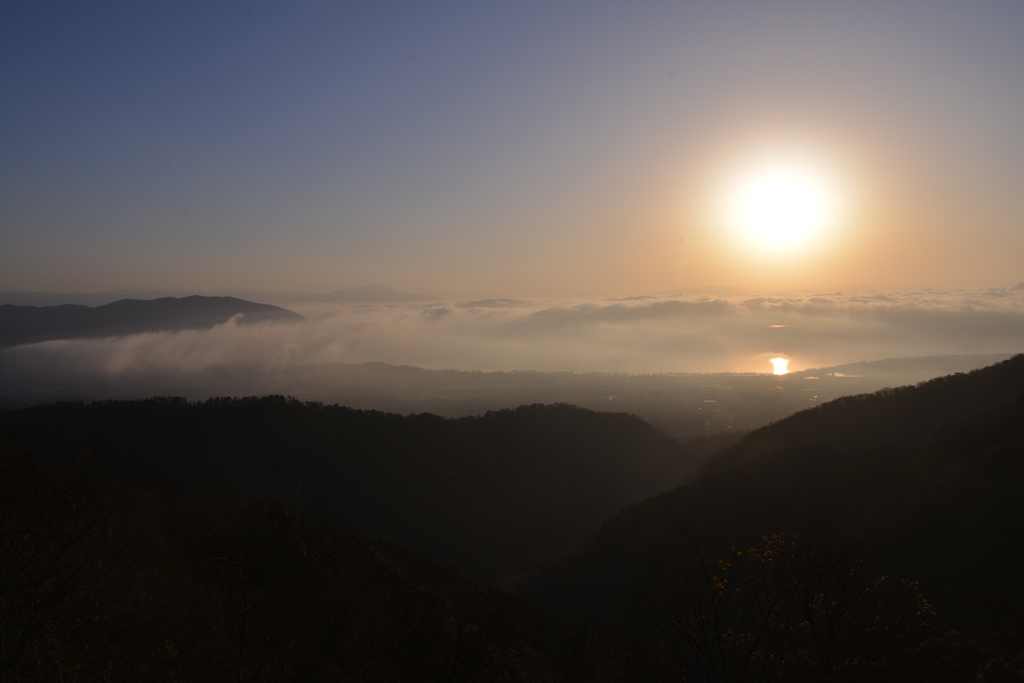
[3,1,1024,297]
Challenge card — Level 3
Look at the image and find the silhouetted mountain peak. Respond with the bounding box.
[0,285,432,307]
[0,295,303,347]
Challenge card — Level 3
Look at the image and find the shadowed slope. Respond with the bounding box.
[0,399,695,585]
[522,354,1024,614]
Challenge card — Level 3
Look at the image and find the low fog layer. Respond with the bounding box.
[1,287,1020,439]
[3,287,1021,375]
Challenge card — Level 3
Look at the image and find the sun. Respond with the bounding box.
[722,153,842,256]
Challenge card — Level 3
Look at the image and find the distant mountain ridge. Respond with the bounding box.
[786,353,1015,384]
[0,284,430,307]
[0,295,303,347]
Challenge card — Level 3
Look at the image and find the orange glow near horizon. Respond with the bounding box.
[770,357,790,375]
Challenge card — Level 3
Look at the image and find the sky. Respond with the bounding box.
[3,1,1024,299]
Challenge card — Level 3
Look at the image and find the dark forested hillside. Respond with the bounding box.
[0,399,693,584]
[5,358,1024,680]
[0,442,588,682]
[2,440,975,682]
[522,354,1024,617]
[0,295,303,347]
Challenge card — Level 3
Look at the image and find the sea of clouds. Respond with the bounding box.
[3,287,1024,380]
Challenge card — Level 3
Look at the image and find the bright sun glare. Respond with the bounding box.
[724,155,842,256]
[770,357,790,375]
